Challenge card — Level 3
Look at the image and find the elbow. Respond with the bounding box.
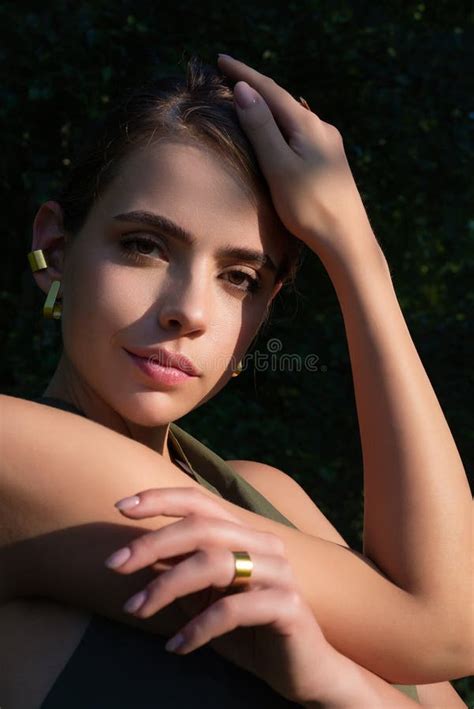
[391,638,472,685]
[436,601,474,679]
[420,624,474,682]
[417,584,474,678]
[440,639,474,681]
[449,635,474,680]
[399,601,474,683]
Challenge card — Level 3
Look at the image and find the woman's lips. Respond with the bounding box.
[124,345,200,376]
[124,350,196,387]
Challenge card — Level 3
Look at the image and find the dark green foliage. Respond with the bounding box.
[1,1,472,702]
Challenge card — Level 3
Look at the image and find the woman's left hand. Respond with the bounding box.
[104,486,338,705]
[217,54,378,262]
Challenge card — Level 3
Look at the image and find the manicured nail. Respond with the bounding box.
[165,633,186,652]
[115,495,140,510]
[218,53,234,60]
[234,81,258,109]
[123,590,148,613]
[104,546,131,569]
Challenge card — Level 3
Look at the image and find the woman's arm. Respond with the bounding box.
[211,53,472,683]
[313,233,473,671]
[217,52,472,676]
[226,463,471,707]
[304,659,466,709]
[0,394,470,684]
[415,681,467,708]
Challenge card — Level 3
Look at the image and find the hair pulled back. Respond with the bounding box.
[56,55,305,287]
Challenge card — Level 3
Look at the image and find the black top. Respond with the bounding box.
[42,613,301,708]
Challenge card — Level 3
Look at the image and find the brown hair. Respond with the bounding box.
[56,55,305,289]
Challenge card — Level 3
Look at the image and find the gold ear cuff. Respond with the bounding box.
[27,249,48,272]
[27,248,62,320]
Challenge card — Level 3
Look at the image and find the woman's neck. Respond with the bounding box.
[42,357,173,462]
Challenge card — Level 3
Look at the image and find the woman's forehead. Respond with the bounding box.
[94,140,288,260]
[106,141,254,213]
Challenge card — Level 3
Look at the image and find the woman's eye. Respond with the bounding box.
[119,235,165,263]
[118,235,262,294]
[222,270,261,294]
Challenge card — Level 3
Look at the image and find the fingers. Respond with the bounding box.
[217,54,309,135]
[114,486,242,524]
[105,514,286,574]
[106,483,297,658]
[123,550,295,620]
[216,55,310,190]
[232,82,296,180]
[165,587,304,654]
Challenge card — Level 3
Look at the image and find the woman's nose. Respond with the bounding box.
[158,272,210,334]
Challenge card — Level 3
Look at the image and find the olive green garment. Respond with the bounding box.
[33,395,419,705]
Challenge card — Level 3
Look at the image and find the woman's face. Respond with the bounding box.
[56,140,286,427]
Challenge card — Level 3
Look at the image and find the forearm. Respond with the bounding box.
[303,645,421,708]
[314,234,472,663]
[0,396,467,682]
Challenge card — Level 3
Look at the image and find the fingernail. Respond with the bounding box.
[165,633,186,652]
[104,546,131,569]
[115,495,140,510]
[218,53,234,60]
[123,590,148,613]
[234,81,258,109]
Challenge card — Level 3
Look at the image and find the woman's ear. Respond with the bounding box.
[30,201,68,295]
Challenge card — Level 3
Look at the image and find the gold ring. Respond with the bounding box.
[230,551,253,587]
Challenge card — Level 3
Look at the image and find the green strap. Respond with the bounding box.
[167,424,222,496]
[169,422,298,527]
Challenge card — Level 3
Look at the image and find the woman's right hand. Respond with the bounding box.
[107,488,421,707]
[104,486,345,705]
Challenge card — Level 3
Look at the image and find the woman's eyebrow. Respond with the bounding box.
[113,210,278,274]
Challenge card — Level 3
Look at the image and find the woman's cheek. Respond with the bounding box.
[61,262,126,363]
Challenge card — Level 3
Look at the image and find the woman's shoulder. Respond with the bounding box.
[0,393,206,604]
[1,392,37,411]
[226,459,350,548]
[0,393,82,419]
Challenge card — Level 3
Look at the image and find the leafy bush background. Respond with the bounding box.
[1,1,472,702]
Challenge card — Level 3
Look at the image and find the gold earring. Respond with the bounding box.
[27,248,63,320]
[27,249,48,272]
[43,280,62,319]
[231,360,243,377]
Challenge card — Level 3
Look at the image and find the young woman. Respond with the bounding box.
[0,55,470,707]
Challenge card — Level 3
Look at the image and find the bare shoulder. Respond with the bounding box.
[1,393,51,408]
[0,393,208,605]
[0,392,34,414]
[0,392,80,423]
[227,459,350,548]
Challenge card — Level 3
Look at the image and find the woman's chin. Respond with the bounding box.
[116,391,193,428]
